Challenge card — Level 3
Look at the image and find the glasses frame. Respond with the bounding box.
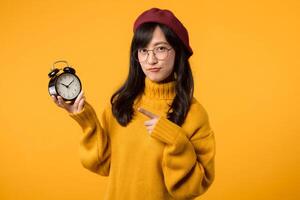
[134,46,173,63]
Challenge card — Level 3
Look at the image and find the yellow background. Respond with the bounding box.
[0,0,299,199]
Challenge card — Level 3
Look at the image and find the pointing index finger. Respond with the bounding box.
[138,107,158,119]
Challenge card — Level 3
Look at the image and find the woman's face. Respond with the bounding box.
[138,26,175,83]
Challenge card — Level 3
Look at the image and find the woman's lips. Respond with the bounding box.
[148,68,161,72]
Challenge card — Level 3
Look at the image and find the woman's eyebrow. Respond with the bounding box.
[153,41,169,46]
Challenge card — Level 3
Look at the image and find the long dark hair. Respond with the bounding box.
[110,22,194,127]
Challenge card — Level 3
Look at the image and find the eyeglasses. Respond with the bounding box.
[134,46,173,62]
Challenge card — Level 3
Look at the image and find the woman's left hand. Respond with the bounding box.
[138,107,160,135]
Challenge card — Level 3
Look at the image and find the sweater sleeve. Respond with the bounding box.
[150,105,216,200]
[69,101,111,176]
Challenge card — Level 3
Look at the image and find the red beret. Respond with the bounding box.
[133,7,193,57]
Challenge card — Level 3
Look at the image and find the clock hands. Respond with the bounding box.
[60,78,74,88]
[60,83,68,88]
[67,78,74,87]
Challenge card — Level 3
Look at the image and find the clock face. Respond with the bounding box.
[56,73,81,100]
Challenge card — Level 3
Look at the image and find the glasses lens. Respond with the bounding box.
[138,53,148,62]
[155,52,167,60]
[135,49,148,62]
[154,47,169,60]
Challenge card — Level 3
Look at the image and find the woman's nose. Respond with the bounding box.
[147,51,158,64]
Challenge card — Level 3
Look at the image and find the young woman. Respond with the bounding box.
[51,7,216,200]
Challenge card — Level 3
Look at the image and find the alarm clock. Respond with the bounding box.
[48,60,82,102]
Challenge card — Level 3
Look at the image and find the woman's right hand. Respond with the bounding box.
[51,90,85,114]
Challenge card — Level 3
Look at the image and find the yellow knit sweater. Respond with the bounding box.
[69,77,216,200]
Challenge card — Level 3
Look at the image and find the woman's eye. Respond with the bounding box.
[157,46,167,51]
[139,49,148,54]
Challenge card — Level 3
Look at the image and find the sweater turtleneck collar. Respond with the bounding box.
[143,76,176,100]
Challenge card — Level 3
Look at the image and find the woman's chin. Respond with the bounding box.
[146,74,163,82]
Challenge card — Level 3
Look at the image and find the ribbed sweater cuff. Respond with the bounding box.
[69,102,97,129]
[151,116,185,145]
